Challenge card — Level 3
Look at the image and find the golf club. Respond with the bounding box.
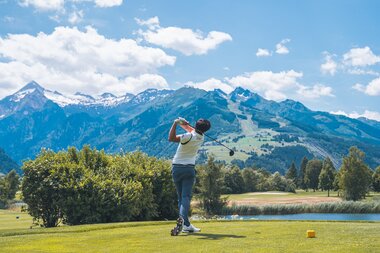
[179,118,235,156]
[201,131,235,157]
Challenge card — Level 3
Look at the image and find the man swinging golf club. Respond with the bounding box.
[169,117,211,235]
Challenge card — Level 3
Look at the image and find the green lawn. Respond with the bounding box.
[1,210,380,252]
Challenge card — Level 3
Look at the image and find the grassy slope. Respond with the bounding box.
[1,210,380,253]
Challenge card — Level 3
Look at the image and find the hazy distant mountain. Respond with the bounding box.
[0,81,379,174]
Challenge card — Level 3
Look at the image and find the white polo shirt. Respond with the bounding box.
[172,130,204,165]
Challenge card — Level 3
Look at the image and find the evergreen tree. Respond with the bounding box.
[197,156,227,215]
[299,156,308,190]
[285,161,298,185]
[318,157,336,197]
[305,159,323,191]
[338,146,372,201]
[373,166,380,192]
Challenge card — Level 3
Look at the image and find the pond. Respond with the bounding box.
[223,213,380,221]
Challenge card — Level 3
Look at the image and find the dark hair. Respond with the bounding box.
[195,119,211,134]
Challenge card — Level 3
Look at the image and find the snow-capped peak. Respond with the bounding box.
[19,81,44,92]
[44,90,131,107]
[10,88,36,102]
[100,93,117,99]
[131,89,173,104]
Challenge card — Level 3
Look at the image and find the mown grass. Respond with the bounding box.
[0,218,379,253]
[1,208,380,252]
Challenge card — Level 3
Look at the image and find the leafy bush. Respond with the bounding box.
[21,147,177,227]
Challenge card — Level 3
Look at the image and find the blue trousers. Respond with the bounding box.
[171,164,196,226]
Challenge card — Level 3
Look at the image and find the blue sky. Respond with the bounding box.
[0,0,379,120]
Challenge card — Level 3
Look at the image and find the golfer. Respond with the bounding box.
[168,117,211,234]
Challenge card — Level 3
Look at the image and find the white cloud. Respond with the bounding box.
[320,53,337,75]
[19,0,123,11]
[185,78,234,94]
[256,48,271,57]
[136,16,232,56]
[352,83,365,92]
[68,9,84,24]
[343,46,380,67]
[122,74,169,94]
[331,110,380,122]
[297,84,334,98]
[275,39,290,55]
[348,68,380,76]
[94,0,123,8]
[227,70,302,101]
[352,77,380,96]
[19,0,64,11]
[135,16,160,30]
[366,77,380,95]
[0,26,175,97]
[3,16,15,23]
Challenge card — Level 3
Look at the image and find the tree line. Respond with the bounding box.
[289,146,379,201]
[195,146,380,214]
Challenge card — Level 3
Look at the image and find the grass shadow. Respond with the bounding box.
[183,232,247,240]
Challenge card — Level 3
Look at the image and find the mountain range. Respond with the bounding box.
[1,81,379,175]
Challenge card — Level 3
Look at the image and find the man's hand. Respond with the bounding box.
[175,117,189,125]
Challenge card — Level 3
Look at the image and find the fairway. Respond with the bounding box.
[1,209,379,253]
[223,191,380,206]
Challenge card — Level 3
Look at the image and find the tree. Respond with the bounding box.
[338,146,373,201]
[242,168,258,192]
[318,157,336,197]
[299,156,308,190]
[285,162,298,185]
[305,160,322,191]
[224,166,245,194]
[196,156,227,215]
[373,166,380,192]
[269,172,296,193]
[22,150,63,227]
[0,170,20,209]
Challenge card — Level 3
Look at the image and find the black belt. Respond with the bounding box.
[172,163,195,167]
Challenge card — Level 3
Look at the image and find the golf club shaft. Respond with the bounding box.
[185,123,234,152]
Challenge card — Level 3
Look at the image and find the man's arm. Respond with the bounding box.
[177,118,194,133]
[168,120,180,142]
[179,122,194,133]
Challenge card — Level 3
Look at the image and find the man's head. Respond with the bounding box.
[195,118,211,134]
